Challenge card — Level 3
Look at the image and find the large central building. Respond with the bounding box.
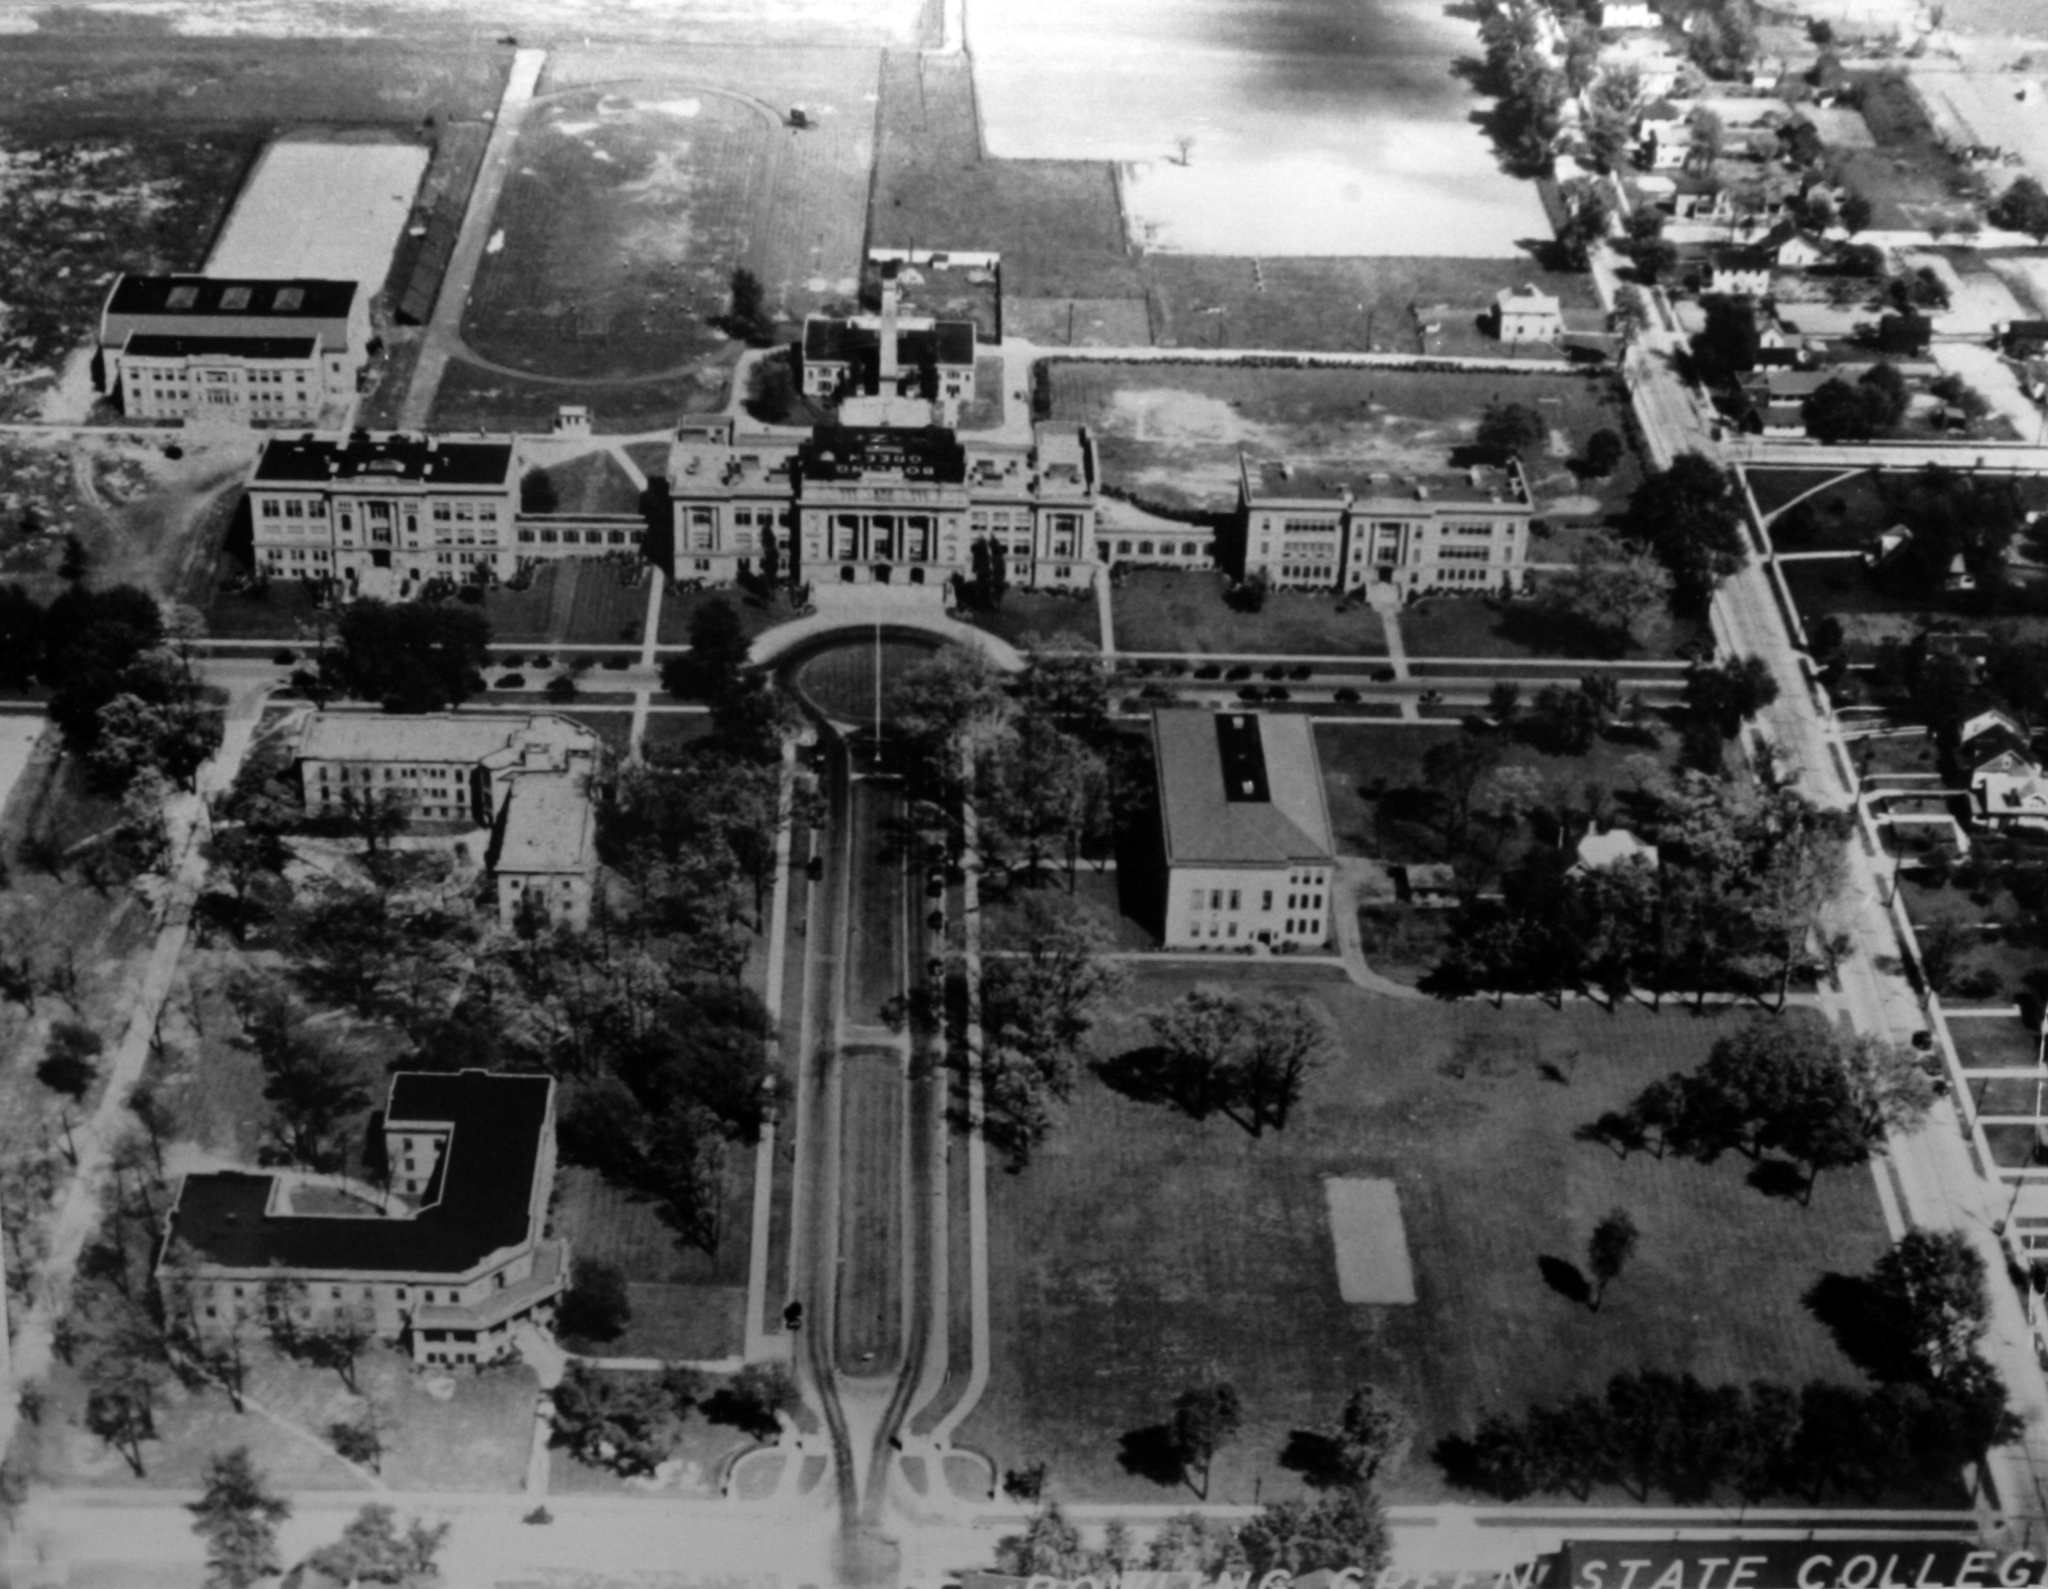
[667,415,1097,590]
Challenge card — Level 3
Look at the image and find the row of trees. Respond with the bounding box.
[1439,1231,2016,1504]
[191,1449,447,1588]
[549,1360,799,1476]
[1000,1384,1410,1581]
[1582,1016,1935,1201]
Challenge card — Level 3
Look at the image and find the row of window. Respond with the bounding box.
[517,528,633,546]
[1110,539,1209,558]
[1192,886,1327,915]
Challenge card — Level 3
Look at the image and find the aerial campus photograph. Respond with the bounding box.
[17,0,2048,1585]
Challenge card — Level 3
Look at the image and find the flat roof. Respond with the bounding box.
[796,425,967,484]
[170,1071,552,1278]
[1153,708,1335,867]
[496,771,595,874]
[297,712,595,767]
[107,274,358,320]
[1243,454,1530,509]
[125,332,320,360]
[802,314,977,368]
[254,432,514,488]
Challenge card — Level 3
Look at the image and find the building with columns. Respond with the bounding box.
[161,1070,565,1368]
[666,416,1098,590]
[1238,453,1534,596]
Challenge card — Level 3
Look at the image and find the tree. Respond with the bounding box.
[1587,1208,1639,1310]
[661,597,751,702]
[1240,1488,1390,1578]
[1541,530,1673,652]
[298,1304,374,1392]
[1689,295,1761,386]
[1012,634,1111,731]
[84,1366,161,1476]
[712,1362,800,1438]
[976,719,1108,890]
[995,1503,1102,1579]
[0,584,48,688]
[1423,733,1503,857]
[231,976,373,1173]
[1557,177,1614,268]
[324,599,491,714]
[1146,1513,1249,1574]
[1169,1382,1242,1498]
[305,1504,449,1586]
[1139,991,1331,1136]
[721,267,777,345]
[1687,654,1779,737]
[328,1405,387,1474]
[557,1257,633,1343]
[1871,1230,1991,1383]
[38,1019,103,1100]
[1839,188,1875,235]
[1610,284,1652,342]
[189,1447,290,1589]
[1687,107,1725,170]
[889,644,1016,780]
[1990,175,2048,242]
[1583,429,1625,478]
[1476,401,1549,464]
[1333,1385,1416,1486]
[87,690,223,793]
[549,1362,702,1476]
[1624,454,1748,611]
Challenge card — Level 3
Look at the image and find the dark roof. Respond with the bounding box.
[253,432,514,488]
[796,426,967,484]
[2004,321,2048,340]
[1152,708,1335,867]
[803,316,977,369]
[169,1071,552,1278]
[1714,248,1773,273]
[124,333,318,360]
[106,275,358,320]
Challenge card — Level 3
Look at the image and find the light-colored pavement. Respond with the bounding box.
[396,48,547,431]
[1934,342,2048,443]
[0,715,48,825]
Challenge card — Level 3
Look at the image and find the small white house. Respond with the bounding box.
[1708,249,1772,298]
[1601,2,1660,29]
[1495,284,1564,344]
[1570,826,1660,875]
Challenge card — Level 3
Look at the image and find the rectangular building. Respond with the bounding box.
[162,1071,565,1368]
[99,275,367,423]
[1238,455,1534,597]
[666,416,1098,591]
[295,711,602,927]
[1152,708,1336,951]
[247,431,517,595]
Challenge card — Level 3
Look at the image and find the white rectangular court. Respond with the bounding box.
[206,136,430,292]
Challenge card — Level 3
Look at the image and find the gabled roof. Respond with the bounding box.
[1152,709,1335,868]
[168,1071,553,1279]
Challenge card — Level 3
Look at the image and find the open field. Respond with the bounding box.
[428,361,731,433]
[969,0,1551,256]
[797,638,938,722]
[552,1165,750,1360]
[462,86,773,379]
[205,132,428,285]
[1113,570,1388,656]
[958,590,1102,649]
[960,972,1902,1504]
[869,51,1139,306]
[1837,70,1977,232]
[1146,256,1601,355]
[655,584,792,646]
[1043,362,1636,515]
[1316,718,1683,861]
[1401,587,1706,661]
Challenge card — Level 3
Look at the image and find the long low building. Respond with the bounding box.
[161,1070,565,1368]
[1238,454,1534,596]
[1153,707,1335,951]
[98,274,368,424]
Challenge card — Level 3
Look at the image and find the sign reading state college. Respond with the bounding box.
[1556,1541,2048,1589]
[962,1541,2041,1589]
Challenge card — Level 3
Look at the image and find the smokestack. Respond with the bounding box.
[878,268,900,388]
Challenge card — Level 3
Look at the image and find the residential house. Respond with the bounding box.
[1495,284,1564,344]
[1637,99,1691,170]
[1570,826,1660,874]
[1737,368,1835,436]
[1237,454,1534,595]
[1972,768,2048,828]
[1152,709,1335,951]
[161,1071,565,1368]
[1393,863,1460,909]
[1958,708,2032,776]
[1600,1,1659,28]
[1756,218,1830,268]
[98,275,368,424]
[1708,247,1773,297]
[295,712,602,928]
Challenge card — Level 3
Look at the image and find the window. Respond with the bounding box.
[1228,890,1241,911]
[166,284,199,310]
[273,286,304,311]
[1262,890,1273,910]
[1440,547,1490,563]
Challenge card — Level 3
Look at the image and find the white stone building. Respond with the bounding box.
[1495,284,1565,344]
[98,275,367,424]
[1238,454,1534,596]
[1153,709,1335,952]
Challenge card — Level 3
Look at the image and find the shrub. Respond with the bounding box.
[1238,686,1264,702]
[271,649,296,666]
[1267,686,1291,702]
[496,674,527,691]
[601,656,630,670]
[1953,968,2005,1001]
[1194,664,1222,681]
[1289,664,1313,681]
[1225,664,1253,682]
[1334,686,1361,704]
[1264,664,1288,681]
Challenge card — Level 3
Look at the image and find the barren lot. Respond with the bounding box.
[968,0,1551,256]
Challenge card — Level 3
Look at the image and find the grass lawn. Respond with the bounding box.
[640,711,716,756]
[537,450,646,517]
[655,585,792,647]
[551,1165,751,1360]
[1840,71,1973,232]
[960,590,1104,650]
[28,1342,535,1492]
[429,360,732,434]
[1315,719,1679,862]
[796,640,941,722]
[1145,256,1602,356]
[1400,588,1704,661]
[1044,361,1634,515]
[562,561,653,646]
[1951,1013,2041,1070]
[549,1404,756,1496]
[956,355,1009,431]
[959,973,1901,1506]
[204,580,328,642]
[1113,570,1387,657]
[982,871,1157,952]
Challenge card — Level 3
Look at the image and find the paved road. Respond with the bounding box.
[396,48,547,431]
